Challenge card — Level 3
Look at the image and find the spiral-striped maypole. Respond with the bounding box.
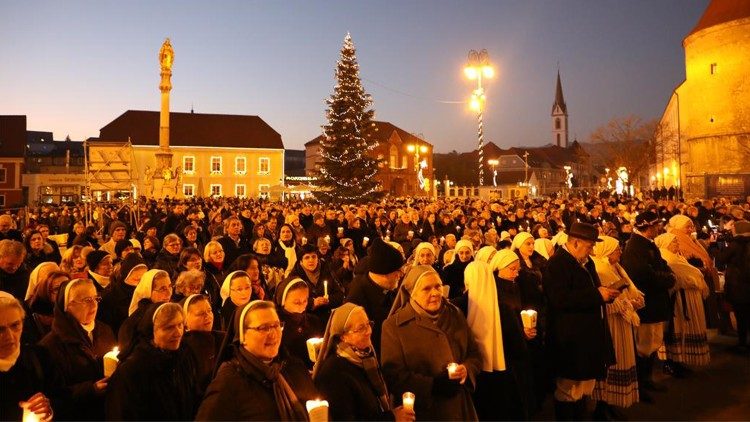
[465,49,493,187]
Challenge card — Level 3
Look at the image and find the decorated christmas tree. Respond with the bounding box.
[315,33,382,203]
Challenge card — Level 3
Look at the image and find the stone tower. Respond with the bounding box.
[551,70,569,148]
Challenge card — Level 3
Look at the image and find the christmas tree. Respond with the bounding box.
[315,33,382,203]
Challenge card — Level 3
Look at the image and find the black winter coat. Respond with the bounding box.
[279,310,323,369]
[346,273,397,356]
[182,330,226,394]
[442,258,472,299]
[0,345,62,421]
[621,233,676,323]
[153,249,180,280]
[105,341,200,421]
[39,312,116,420]
[723,235,750,305]
[0,266,30,301]
[195,348,318,421]
[315,355,395,421]
[98,280,136,338]
[543,247,614,380]
[290,261,344,324]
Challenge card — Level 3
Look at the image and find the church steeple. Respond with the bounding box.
[551,70,569,147]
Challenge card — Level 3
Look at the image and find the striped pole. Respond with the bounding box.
[477,110,484,186]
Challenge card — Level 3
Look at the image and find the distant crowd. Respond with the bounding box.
[1,192,749,421]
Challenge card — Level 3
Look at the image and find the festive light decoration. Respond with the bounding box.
[315,33,382,203]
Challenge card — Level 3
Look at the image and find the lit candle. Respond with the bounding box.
[302,236,308,245]
[408,230,414,238]
[306,337,324,362]
[402,392,415,411]
[447,362,459,378]
[521,309,538,329]
[305,399,329,422]
[22,406,40,422]
[323,280,328,299]
[324,235,331,243]
[363,236,369,246]
[103,346,120,377]
[456,225,461,232]
[338,226,344,234]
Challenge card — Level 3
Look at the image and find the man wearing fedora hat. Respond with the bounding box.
[621,211,676,403]
[544,222,619,420]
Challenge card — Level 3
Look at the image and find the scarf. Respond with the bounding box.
[89,270,111,289]
[237,347,309,421]
[671,228,714,269]
[336,342,391,412]
[592,236,644,326]
[658,248,709,299]
[278,240,298,276]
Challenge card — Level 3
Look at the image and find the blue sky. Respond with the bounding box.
[0,0,709,152]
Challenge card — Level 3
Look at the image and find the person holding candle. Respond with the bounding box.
[274,277,323,368]
[117,269,173,361]
[219,270,255,331]
[313,303,415,421]
[590,235,644,419]
[196,300,318,421]
[39,278,116,420]
[290,244,344,324]
[0,292,57,422]
[381,265,481,421]
[106,302,200,420]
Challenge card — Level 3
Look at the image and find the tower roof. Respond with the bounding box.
[552,70,567,115]
[687,0,750,38]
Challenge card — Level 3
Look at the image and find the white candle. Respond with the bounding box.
[521,309,538,329]
[306,337,324,362]
[440,236,445,245]
[455,225,461,231]
[22,406,40,422]
[323,280,328,298]
[324,235,331,243]
[302,236,308,245]
[338,227,344,234]
[363,236,369,246]
[306,399,329,422]
[402,392,415,411]
[408,230,414,238]
[103,346,120,377]
[447,362,459,378]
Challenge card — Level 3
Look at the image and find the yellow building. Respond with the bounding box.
[655,0,750,198]
[88,110,285,199]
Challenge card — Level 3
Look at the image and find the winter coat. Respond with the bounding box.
[543,247,614,381]
[621,233,676,323]
[98,280,136,338]
[289,260,344,324]
[0,265,30,301]
[0,345,62,421]
[346,272,397,356]
[381,302,481,421]
[105,341,200,421]
[442,258,472,299]
[39,310,116,420]
[153,249,180,280]
[217,235,252,269]
[279,310,324,369]
[195,348,318,421]
[182,330,225,394]
[315,355,395,421]
[724,236,750,305]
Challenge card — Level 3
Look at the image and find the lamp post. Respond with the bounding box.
[465,49,494,186]
[522,151,529,184]
[406,143,428,194]
[487,159,499,186]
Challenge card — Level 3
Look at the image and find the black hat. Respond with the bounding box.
[115,239,133,257]
[86,250,110,269]
[634,211,660,229]
[368,238,405,274]
[566,222,603,243]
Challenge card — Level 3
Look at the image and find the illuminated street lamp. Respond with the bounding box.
[465,49,493,186]
[487,159,499,186]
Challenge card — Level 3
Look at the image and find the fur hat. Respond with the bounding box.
[86,250,109,270]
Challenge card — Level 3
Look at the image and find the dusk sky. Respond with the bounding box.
[0,0,709,152]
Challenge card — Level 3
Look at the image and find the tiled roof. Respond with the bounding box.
[305,121,432,148]
[96,110,283,149]
[687,0,750,38]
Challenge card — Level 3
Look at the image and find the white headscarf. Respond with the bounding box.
[447,239,474,265]
[25,262,59,301]
[489,249,519,273]
[592,236,643,326]
[277,239,297,276]
[128,269,168,316]
[511,232,534,252]
[534,238,554,260]
[474,246,497,264]
[464,261,505,372]
[220,271,249,305]
[655,234,709,297]
[411,242,436,266]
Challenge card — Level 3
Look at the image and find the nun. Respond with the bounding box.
[313,303,414,421]
[106,302,200,420]
[39,278,116,420]
[117,269,173,361]
[380,265,481,421]
[219,270,254,331]
[274,277,324,368]
[195,301,318,421]
[442,239,475,299]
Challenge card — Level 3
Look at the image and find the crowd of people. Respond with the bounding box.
[1,192,748,421]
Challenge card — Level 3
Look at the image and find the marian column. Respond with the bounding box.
[156,38,174,173]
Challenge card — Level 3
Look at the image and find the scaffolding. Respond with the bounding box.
[83,138,140,228]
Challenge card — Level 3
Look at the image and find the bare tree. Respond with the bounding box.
[588,115,659,184]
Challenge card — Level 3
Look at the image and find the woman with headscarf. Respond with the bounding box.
[195,300,318,421]
[0,292,57,422]
[273,277,323,368]
[24,262,60,306]
[39,278,116,420]
[655,232,711,372]
[590,235,645,419]
[272,223,298,277]
[219,270,254,331]
[106,302,200,420]
[313,303,415,421]
[117,269,173,361]
[381,265,482,421]
[180,294,225,395]
[26,270,70,338]
[474,245,497,265]
[442,239,474,299]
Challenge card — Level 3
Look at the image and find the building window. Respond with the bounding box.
[235,157,247,175]
[710,63,717,75]
[210,184,222,197]
[258,184,270,199]
[211,156,222,174]
[235,184,246,198]
[258,157,270,175]
[401,156,407,169]
[557,133,561,145]
[0,168,6,183]
[183,156,195,174]
[183,184,195,197]
[555,118,561,130]
[0,195,5,206]
[389,145,398,169]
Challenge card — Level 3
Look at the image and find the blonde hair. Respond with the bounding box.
[203,240,223,262]
[61,245,86,273]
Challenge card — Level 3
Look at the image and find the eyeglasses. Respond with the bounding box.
[246,321,285,334]
[346,320,375,335]
[69,296,102,307]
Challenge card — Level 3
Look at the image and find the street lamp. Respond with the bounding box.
[406,143,429,193]
[465,49,493,186]
[487,159,499,186]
